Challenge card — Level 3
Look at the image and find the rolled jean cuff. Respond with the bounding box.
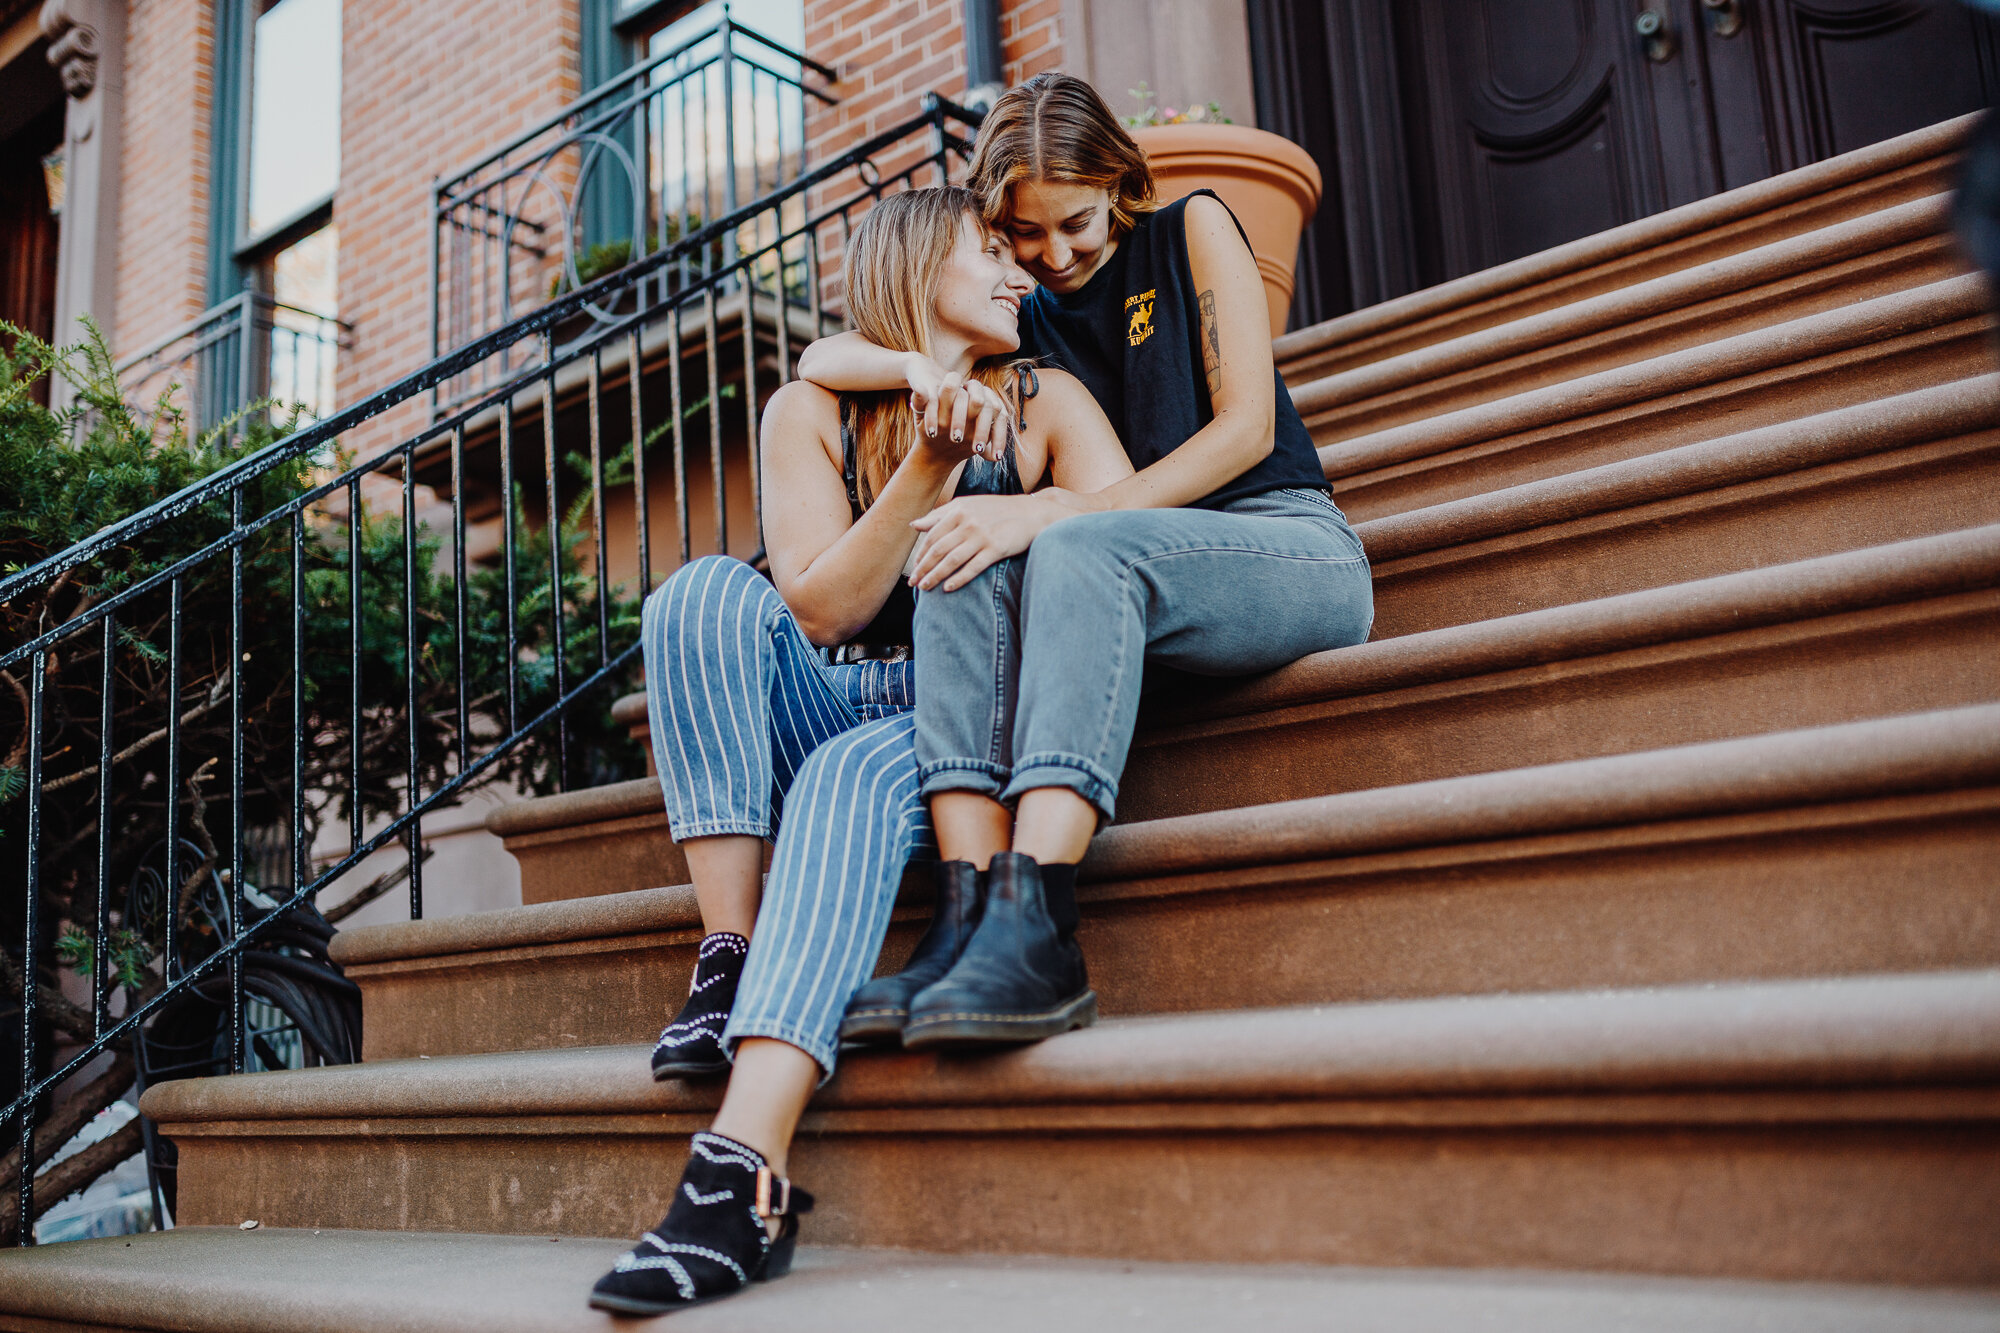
[722,1017,839,1087]
[1000,751,1119,825]
[665,817,772,843]
[917,758,1011,802]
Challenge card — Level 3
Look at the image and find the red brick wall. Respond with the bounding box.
[113,0,215,359]
[800,0,1065,313]
[336,0,578,452]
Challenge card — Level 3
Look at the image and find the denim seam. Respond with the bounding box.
[1001,753,1118,816]
[668,818,773,841]
[985,565,1010,764]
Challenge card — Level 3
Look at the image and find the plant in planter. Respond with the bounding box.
[1120,86,1323,338]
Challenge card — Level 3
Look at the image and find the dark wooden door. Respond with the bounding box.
[1250,0,2000,322]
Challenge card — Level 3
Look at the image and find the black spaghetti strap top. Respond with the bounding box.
[836,367,1034,653]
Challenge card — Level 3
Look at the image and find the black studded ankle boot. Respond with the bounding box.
[588,1130,814,1315]
[651,932,748,1080]
[900,852,1096,1050]
[839,860,985,1045]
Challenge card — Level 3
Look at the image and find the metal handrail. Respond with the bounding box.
[0,93,983,1244]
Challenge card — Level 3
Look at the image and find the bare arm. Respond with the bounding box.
[759,381,970,645]
[797,332,1012,455]
[1047,194,1277,515]
[908,371,1134,592]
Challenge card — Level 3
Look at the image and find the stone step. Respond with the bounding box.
[1275,113,1969,386]
[8,1231,1997,1333]
[1358,374,2000,637]
[1294,195,1967,449]
[140,968,2000,1285]
[1120,524,2000,820]
[341,704,2000,1057]
[1325,274,1990,523]
[586,525,2000,834]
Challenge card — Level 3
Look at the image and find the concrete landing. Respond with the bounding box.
[0,1228,1996,1333]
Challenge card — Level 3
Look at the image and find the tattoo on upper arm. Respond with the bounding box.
[1199,288,1221,402]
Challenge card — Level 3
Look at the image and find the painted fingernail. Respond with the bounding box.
[952,432,962,443]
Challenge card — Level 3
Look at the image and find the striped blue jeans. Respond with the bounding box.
[640,555,930,1078]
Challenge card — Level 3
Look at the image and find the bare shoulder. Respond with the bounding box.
[760,379,842,463]
[1024,365,1094,416]
[1183,191,1240,237]
[762,378,840,429]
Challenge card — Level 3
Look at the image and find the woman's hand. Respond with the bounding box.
[909,359,1010,461]
[908,493,1076,591]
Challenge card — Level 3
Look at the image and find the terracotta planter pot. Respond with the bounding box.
[1130,123,1323,338]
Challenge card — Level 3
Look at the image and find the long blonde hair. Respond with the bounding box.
[843,187,1022,508]
[967,72,1159,238]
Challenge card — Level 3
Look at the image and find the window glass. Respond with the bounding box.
[247,0,341,236]
[645,0,801,69]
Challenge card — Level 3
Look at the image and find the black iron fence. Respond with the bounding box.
[431,10,836,414]
[0,93,982,1243]
[115,291,351,435]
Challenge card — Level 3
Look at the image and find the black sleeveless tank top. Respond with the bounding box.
[836,369,1032,652]
[1014,190,1327,509]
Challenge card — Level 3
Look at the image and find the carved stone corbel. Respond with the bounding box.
[39,0,122,416]
[40,0,100,98]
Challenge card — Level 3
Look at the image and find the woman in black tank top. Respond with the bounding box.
[593,189,1131,1316]
[795,75,1374,1051]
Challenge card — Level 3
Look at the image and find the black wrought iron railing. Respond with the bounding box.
[115,291,352,434]
[431,8,836,414]
[0,92,982,1243]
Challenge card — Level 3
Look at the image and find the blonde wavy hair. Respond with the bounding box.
[843,186,1023,508]
[967,71,1159,238]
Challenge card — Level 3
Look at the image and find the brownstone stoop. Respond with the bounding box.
[3,114,1998,1331]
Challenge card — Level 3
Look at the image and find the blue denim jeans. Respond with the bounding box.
[641,556,930,1078]
[912,488,1373,823]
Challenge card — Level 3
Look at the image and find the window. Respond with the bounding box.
[211,0,344,417]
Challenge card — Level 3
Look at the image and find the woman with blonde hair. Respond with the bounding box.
[589,186,1131,1314]
[799,72,1373,1046]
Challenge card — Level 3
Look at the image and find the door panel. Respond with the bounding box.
[1768,1,1998,160]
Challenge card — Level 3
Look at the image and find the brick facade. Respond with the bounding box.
[103,0,1066,433]
[335,0,578,443]
[112,0,214,358]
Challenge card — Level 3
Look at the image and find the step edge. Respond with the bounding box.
[1273,114,1973,364]
[1354,372,2000,564]
[1160,523,2000,725]
[1288,195,1956,417]
[137,967,2000,1124]
[1318,273,1990,476]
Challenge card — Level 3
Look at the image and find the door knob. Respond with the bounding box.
[1701,0,1745,37]
[1635,9,1676,62]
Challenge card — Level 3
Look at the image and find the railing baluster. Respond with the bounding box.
[630,328,652,597]
[94,615,114,1039]
[403,453,423,922]
[500,406,519,734]
[541,333,568,790]
[451,425,469,774]
[741,282,760,536]
[703,288,726,554]
[229,490,246,1074]
[19,652,45,1245]
[349,477,363,858]
[293,510,307,901]
[588,349,610,669]
[669,309,690,566]
[164,577,183,985]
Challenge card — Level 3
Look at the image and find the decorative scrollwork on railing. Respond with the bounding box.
[430,13,836,414]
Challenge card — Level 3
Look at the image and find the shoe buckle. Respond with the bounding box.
[755,1165,791,1218]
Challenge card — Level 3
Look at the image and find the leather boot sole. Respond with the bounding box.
[837,1006,909,1045]
[649,1053,732,1081]
[899,990,1098,1050]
